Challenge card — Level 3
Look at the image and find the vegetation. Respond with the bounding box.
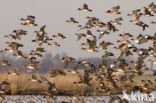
[0,72,156,96]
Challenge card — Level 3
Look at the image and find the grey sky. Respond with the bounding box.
[0,0,156,59]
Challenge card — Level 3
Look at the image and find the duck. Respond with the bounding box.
[81,37,97,49]
[23,63,39,70]
[148,2,156,14]
[129,13,142,23]
[50,69,66,77]
[34,25,47,35]
[127,9,141,17]
[75,72,92,85]
[0,81,9,97]
[148,47,156,57]
[0,60,11,66]
[52,33,66,39]
[93,21,106,28]
[29,75,42,83]
[97,41,113,50]
[77,24,91,30]
[32,39,44,46]
[129,19,140,24]
[6,42,23,49]
[74,75,83,84]
[102,51,114,58]
[131,34,152,44]
[66,17,79,24]
[86,16,99,26]
[21,15,35,23]
[30,52,43,57]
[85,30,94,38]
[13,50,27,58]
[4,34,16,40]
[119,33,133,39]
[61,56,75,67]
[13,29,27,40]
[78,4,92,12]
[75,33,86,41]
[4,48,14,53]
[40,76,57,94]
[106,22,118,32]
[21,22,37,26]
[133,48,149,58]
[47,42,60,47]
[26,56,39,65]
[111,68,125,76]
[8,69,20,76]
[109,17,123,25]
[114,43,134,57]
[21,15,37,27]
[81,47,98,52]
[40,76,52,85]
[143,7,154,17]
[116,39,130,44]
[135,21,149,31]
[31,47,46,54]
[79,61,95,71]
[106,5,121,14]
[97,30,110,39]
[5,42,23,54]
[98,80,110,91]
[151,21,156,24]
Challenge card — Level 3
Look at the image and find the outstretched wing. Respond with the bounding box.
[83,4,88,9]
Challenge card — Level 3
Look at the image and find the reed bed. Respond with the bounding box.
[0,72,156,96]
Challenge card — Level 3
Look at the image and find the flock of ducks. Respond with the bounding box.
[0,1,156,102]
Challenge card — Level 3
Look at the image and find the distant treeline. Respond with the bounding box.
[0,52,133,73]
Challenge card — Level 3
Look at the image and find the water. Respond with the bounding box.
[1,95,109,103]
[1,91,156,103]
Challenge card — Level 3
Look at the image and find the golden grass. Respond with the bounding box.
[132,75,156,89]
[0,73,47,95]
[0,72,156,96]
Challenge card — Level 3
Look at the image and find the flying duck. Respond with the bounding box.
[66,17,79,24]
[106,5,121,14]
[78,4,92,12]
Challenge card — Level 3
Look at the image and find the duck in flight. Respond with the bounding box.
[21,15,37,26]
[78,4,92,12]
[106,5,121,14]
[66,17,79,24]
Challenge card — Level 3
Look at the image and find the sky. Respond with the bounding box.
[0,0,156,59]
